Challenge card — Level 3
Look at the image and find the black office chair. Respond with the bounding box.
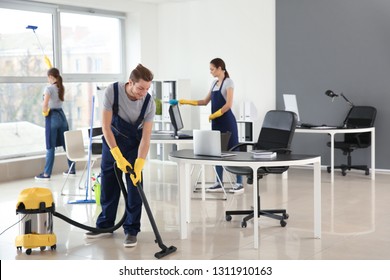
[225,110,298,228]
[327,106,376,176]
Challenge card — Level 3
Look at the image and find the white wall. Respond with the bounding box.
[156,0,275,135]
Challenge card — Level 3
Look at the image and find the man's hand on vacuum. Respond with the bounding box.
[130,158,145,185]
[110,146,132,173]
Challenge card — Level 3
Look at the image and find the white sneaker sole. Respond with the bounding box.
[34,177,50,181]
[84,232,113,239]
[207,188,224,193]
[229,188,244,194]
[123,242,137,248]
[63,173,76,177]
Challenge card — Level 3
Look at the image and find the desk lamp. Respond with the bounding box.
[325,90,354,107]
[325,90,354,128]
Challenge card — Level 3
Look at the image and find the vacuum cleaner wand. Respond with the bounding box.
[126,166,177,259]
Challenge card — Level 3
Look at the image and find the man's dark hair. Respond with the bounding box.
[129,64,154,82]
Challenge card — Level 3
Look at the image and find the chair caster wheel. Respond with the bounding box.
[327,167,331,173]
[280,220,287,227]
[283,213,289,220]
[26,249,32,255]
[225,215,232,222]
[365,169,370,175]
[342,170,347,176]
[241,220,247,228]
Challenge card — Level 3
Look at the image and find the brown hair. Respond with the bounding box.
[47,67,65,101]
[129,64,154,83]
[210,58,230,78]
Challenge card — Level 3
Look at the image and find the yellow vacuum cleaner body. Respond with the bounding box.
[15,187,57,255]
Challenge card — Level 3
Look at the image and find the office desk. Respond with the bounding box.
[151,132,193,145]
[92,133,193,151]
[169,149,321,249]
[296,127,375,182]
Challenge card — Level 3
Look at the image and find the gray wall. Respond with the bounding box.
[276,0,390,169]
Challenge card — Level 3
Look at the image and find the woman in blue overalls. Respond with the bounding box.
[177,58,243,194]
[35,68,75,181]
[84,64,155,248]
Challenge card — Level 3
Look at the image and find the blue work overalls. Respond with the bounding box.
[97,82,151,236]
[211,78,242,184]
[44,108,74,175]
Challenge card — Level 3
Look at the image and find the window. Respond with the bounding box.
[60,13,122,74]
[0,1,126,159]
[0,8,53,76]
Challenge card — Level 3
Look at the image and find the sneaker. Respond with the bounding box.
[229,184,244,194]
[34,173,50,181]
[84,231,113,239]
[123,234,137,247]
[207,182,223,192]
[63,170,76,177]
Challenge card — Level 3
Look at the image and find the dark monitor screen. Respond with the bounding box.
[169,104,184,136]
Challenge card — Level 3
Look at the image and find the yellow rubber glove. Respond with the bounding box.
[130,158,145,185]
[110,146,132,173]
[179,99,198,106]
[44,55,52,69]
[209,109,224,121]
[42,108,50,117]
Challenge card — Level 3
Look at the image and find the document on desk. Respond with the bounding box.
[250,150,277,159]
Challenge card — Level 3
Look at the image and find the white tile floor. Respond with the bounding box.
[1,160,390,260]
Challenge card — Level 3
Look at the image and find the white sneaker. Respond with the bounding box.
[229,184,244,194]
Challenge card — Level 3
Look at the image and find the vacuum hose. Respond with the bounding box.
[53,163,127,233]
[53,163,177,258]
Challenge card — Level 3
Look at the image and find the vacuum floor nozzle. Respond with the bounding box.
[155,245,177,259]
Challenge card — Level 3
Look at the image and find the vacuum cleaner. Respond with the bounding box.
[15,187,57,255]
[15,164,177,259]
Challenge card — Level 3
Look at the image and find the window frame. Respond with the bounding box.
[0,0,127,159]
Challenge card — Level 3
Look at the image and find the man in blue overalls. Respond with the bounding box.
[85,64,155,248]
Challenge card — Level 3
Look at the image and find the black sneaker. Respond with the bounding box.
[84,231,113,239]
[63,170,76,177]
[34,173,50,181]
[207,183,223,192]
[123,234,137,247]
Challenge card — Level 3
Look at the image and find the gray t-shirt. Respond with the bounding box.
[103,82,155,126]
[209,77,234,101]
[45,84,63,109]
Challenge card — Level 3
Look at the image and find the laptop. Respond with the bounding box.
[168,104,193,139]
[193,130,236,157]
[283,94,337,128]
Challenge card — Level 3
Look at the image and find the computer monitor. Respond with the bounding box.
[168,104,184,138]
[283,94,300,122]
